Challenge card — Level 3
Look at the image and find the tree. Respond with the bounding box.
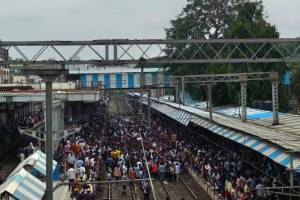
[165,0,289,111]
[165,0,238,101]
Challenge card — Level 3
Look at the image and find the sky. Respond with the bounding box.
[0,0,299,42]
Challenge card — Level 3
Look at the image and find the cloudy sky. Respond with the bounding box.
[0,0,299,41]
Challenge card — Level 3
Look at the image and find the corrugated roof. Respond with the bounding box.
[8,150,57,179]
[0,168,45,200]
[141,98,300,170]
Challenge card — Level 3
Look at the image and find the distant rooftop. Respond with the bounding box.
[67,64,163,74]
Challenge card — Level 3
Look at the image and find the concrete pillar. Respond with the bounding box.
[45,81,53,200]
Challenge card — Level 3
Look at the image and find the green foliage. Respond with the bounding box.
[165,0,289,111]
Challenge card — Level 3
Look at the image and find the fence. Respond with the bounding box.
[187,167,223,200]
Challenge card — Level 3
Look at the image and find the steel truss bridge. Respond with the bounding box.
[0,38,300,65]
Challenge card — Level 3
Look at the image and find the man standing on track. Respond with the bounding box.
[142,181,151,200]
[67,165,76,191]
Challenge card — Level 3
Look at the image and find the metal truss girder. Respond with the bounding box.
[171,72,272,84]
[0,38,300,65]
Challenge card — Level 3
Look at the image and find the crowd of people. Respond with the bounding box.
[56,100,108,200]
[10,95,300,200]
[16,110,44,128]
[127,96,299,200]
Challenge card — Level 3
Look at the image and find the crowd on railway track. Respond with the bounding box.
[9,95,299,200]
[58,99,108,200]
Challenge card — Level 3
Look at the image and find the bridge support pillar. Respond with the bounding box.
[207,84,213,121]
[240,74,247,122]
[271,72,279,125]
[45,81,53,200]
[21,65,65,200]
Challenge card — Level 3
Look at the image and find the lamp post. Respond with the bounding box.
[21,65,65,200]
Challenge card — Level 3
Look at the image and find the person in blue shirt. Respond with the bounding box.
[76,159,84,168]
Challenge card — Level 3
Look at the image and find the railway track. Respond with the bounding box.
[102,95,141,200]
[106,95,210,200]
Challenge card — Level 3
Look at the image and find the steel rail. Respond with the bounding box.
[179,176,199,200]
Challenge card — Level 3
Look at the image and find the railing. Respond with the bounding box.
[187,167,223,200]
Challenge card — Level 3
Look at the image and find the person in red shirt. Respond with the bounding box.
[150,162,158,178]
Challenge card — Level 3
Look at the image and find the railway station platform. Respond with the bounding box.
[130,93,300,172]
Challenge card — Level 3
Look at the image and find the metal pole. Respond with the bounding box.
[105,45,109,60]
[147,88,151,127]
[45,81,53,200]
[207,84,213,121]
[240,74,247,122]
[138,59,145,123]
[139,64,144,105]
[175,84,180,104]
[181,77,185,105]
[113,44,117,61]
[271,72,279,125]
[290,153,294,200]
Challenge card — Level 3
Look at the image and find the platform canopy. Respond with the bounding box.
[140,97,300,172]
[8,150,57,179]
[0,168,45,200]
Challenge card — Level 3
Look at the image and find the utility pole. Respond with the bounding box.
[21,65,65,200]
[240,74,247,122]
[138,57,146,124]
[207,83,213,121]
[271,71,279,125]
[181,77,185,105]
[147,88,151,127]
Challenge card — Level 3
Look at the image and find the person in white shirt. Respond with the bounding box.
[174,162,181,181]
[67,166,75,191]
[20,152,25,162]
[90,158,95,168]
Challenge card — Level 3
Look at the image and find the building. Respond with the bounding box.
[66,64,171,89]
[0,48,10,83]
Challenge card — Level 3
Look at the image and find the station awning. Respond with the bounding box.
[147,100,300,171]
[150,102,191,125]
[8,150,57,179]
[0,168,45,200]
